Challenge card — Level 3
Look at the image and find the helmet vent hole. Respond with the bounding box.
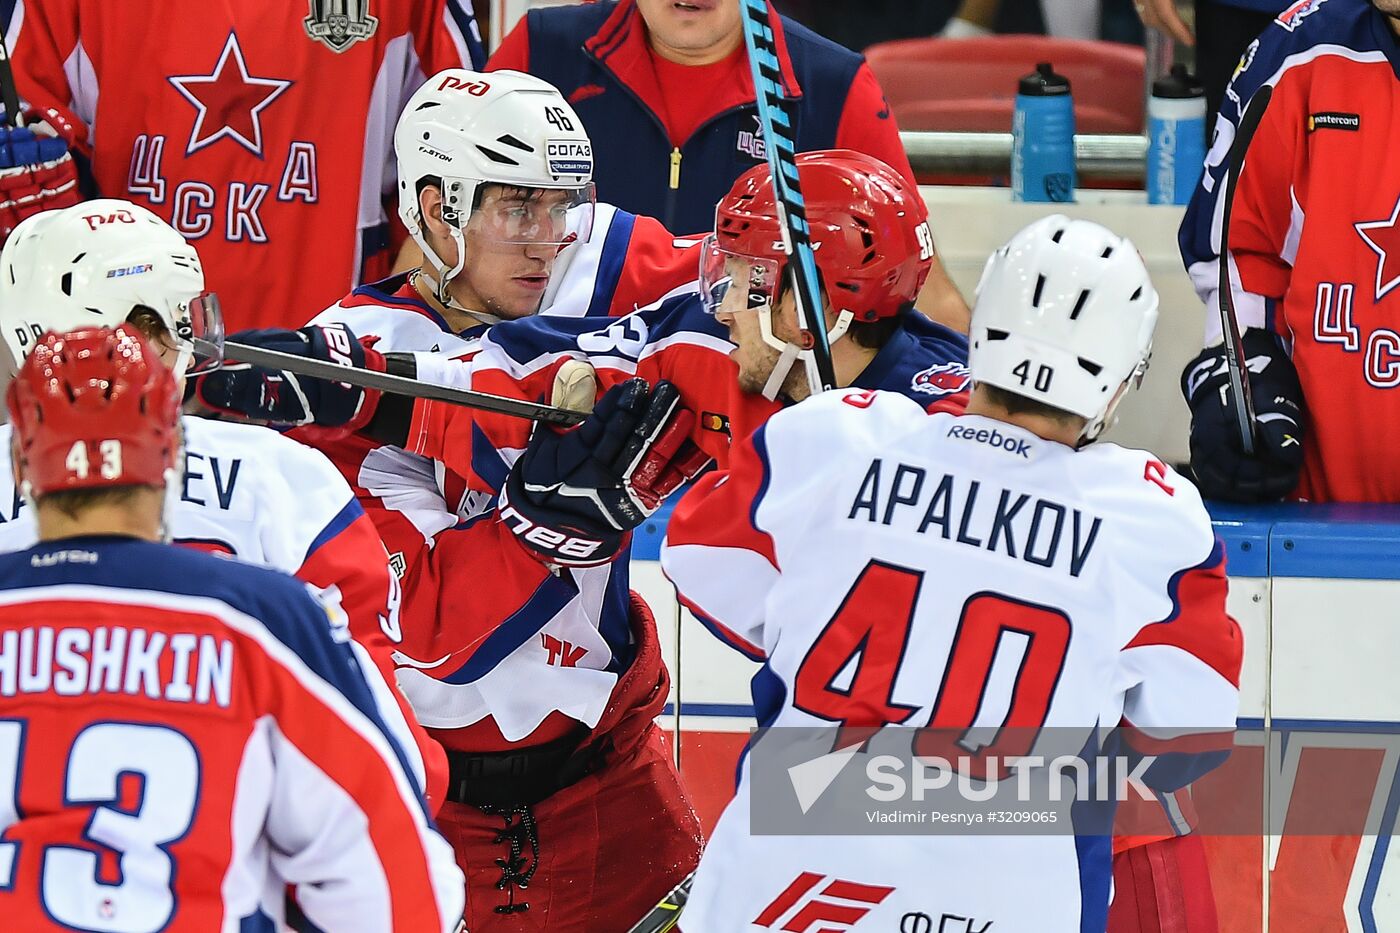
[60,273,73,297]
[986,328,1009,342]
[1100,244,1115,258]
[415,102,441,112]
[474,145,519,166]
[1130,286,1143,301]
[836,282,860,294]
[497,134,534,153]
[1078,358,1103,376]
[1069,289,1091,320]
[1051,228,1065,243]
[1032,274,1046,308]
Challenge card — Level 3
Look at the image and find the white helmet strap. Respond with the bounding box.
[755,298,854,400]
[409,178,504,328]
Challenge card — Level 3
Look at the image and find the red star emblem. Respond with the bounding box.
[1355,195,1400,302]
[168,32,291,157]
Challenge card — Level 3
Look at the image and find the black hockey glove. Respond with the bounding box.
[190,324,385,432]
[499,378,709,567]
[1182,329,1306,502]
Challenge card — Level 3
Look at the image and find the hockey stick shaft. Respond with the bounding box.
[206,339,587,427]
[738,0,836,395]
[1217,83,1273,457]
[626,872,694,933]
[0,28,21,128]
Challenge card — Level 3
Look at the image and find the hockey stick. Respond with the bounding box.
[0,28,20,128]
[199,339,587,427]
[626,872,694,933]
[1216,83,1273,457]
[737,0,836,396]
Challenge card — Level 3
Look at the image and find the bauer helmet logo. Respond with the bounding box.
[303,0,378,53]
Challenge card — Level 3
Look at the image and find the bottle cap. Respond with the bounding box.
[1152,63,1205,100]
[1019,62,1071,96]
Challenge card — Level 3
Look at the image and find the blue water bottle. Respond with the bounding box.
[1012,62,1076,203]
[1147,64,1207,205]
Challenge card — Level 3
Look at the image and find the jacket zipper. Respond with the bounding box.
[665,148,682,228]
[583,45,789,231]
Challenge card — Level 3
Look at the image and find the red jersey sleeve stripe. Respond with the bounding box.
[665,424,779,570]
[677,590,766,661]
[1124,538,1244,688]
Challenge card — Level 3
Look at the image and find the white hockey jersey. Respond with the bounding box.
[661,389,1243,932]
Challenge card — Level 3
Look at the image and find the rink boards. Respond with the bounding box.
[635,502,1400,932]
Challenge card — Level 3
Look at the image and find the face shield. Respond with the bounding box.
[698,234,781,316]
[181,291,224,376]
[464,183,596,252]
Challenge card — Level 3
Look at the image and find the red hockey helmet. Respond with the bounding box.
[7,325,180,498]
[702,150,935,324]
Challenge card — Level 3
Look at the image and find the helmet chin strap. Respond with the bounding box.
[1076,371,1141,447]
[755,301,854,401]
[159,465,181,543]
[170,345,194,384]
[409,198,505,327]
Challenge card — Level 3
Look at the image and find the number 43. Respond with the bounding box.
[0,721,199,933]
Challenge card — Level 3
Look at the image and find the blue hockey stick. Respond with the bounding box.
[738,0,836,394]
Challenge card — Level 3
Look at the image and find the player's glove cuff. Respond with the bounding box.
[497,378,708,567]
[190,324,384,436]
[497,476,629,568]
[1182,329,1306,502]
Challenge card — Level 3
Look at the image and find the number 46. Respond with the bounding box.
[545,106,575,132]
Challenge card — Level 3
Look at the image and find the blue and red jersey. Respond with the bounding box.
[1180,0,1400,501]
[0,536,464,930]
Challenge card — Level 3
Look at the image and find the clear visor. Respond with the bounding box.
[698,234,780,316]
[182,291,225,376]
[465,183,596,250]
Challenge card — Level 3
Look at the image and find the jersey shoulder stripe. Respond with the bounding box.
[304,496,370,561]
[1225,0,1392,108]
[588,205,638,316]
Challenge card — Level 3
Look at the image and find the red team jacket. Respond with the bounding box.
[3,0,484,330]
[1180,0,1400,501]
[0,536,464,930]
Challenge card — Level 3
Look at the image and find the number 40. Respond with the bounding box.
[1012,359,1054,393]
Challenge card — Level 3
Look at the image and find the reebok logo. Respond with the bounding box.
[947,424,1031,458]
[754,872,895,931]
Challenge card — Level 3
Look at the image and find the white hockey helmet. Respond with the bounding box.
[0,199,223,383]
[395,69,595,313]
[970,215,1159,443]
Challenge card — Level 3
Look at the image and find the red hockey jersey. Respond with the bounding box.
[1180,0,1400,501]
[3,0,483,330]
[303,203,702,750]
